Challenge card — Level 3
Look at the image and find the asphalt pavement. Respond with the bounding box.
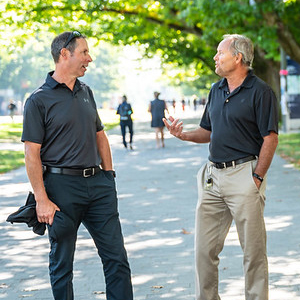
[1,111,300,300]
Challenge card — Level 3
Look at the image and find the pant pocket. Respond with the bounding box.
[249,161,267,196]
[48,211,77,242]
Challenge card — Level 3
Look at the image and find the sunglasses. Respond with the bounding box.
[62,31,82,49]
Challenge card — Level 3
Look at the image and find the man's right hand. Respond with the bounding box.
[36,198,60,225]
[163,116,186,140]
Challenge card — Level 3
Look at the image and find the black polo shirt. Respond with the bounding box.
[22,72,104,168]
[200,70,278,163]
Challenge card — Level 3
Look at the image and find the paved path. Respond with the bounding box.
[1,114,300,299]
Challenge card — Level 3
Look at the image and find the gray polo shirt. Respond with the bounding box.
[200,70,278,163]
[22,72,104,168]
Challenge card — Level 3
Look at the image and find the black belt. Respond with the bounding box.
[43,166,101,177]
[211,155,256,169]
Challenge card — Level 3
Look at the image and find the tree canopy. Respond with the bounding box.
[1,0,300,95]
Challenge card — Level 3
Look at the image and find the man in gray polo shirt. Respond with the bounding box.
[164,34,278,300]
[22,31,133,300]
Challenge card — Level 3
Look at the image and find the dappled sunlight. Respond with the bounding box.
[22,279,50,292]
[126,230,157,242]
[162,217,180,223]
[269,289,300,300]
[151,157,187,164]
[265,215,292,231]
[283,163,296,169]
[133,165,150,171]
[220,277,244,299]
[5,228,36,240]
[0,182,30,198]
[135,219,153,224]
[0,207,20,223]
[132,274,154,285]
[118,193,134,200]
[269,256,300,276]
[0,272,13,280]
[223,225,240,247]
[2,120,300,299]
[126,237,183,252]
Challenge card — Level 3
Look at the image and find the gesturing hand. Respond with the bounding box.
[163,116,185,140]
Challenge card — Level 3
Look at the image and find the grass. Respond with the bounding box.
[0,119,118,174]
[0,122,23,142]
[277,132,300,170]
[0,150,25,174]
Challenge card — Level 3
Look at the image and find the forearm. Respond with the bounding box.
[164,117,211,144]
[97,131,114,170]
[181,128,211,143]
[254,131,278,178]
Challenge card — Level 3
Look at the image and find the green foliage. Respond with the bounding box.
[1,0,300,94]
[0,34,121,105]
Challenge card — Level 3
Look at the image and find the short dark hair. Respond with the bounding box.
[51,31,85,63]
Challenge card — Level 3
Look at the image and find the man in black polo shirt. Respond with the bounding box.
[163,34,278,300]
[22,31,133,300]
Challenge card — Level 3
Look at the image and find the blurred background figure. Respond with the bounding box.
[192,95,198,111]
[181,97,186,112]
[7,99,17,121]
[148,91,169,148]
[117,95,134,150]
[172,98,176,114]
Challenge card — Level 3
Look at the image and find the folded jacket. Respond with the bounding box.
[6,192,46,235]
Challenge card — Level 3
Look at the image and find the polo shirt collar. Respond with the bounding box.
[219,69,255,90]
[46,71,82,91]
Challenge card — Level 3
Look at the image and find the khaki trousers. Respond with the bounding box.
[195,160,268,300]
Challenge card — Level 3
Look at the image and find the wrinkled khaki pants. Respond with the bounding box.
[195,160,268,300]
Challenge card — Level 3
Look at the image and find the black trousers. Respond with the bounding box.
[120,120,133,148]
[44,170,133,300]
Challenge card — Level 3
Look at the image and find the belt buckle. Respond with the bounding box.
[83,168,94,177]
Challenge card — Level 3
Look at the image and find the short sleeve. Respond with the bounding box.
[87,86,104,132]
[255,87,279,137]
[200,92,212,131]
[21,96,45,144]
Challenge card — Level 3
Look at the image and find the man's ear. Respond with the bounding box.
[60,48,69,60]
[235,52,243,64]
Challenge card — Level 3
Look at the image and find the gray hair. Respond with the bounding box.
[223,34,254,68]
[51,31,85,63]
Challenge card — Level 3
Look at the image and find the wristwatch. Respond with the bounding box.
[253,172,263,182]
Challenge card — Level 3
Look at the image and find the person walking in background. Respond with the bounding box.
[148,91,169,148]
[181,97,186,112]
[116,95,134,150]
[21,31,133,300]
[163,34,278,300]
[192,95,198,111]
[172,98,176,114]
[7,99,17,121]
[201,97,206,108]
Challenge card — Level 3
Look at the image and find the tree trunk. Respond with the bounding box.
[253,48,280,100]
